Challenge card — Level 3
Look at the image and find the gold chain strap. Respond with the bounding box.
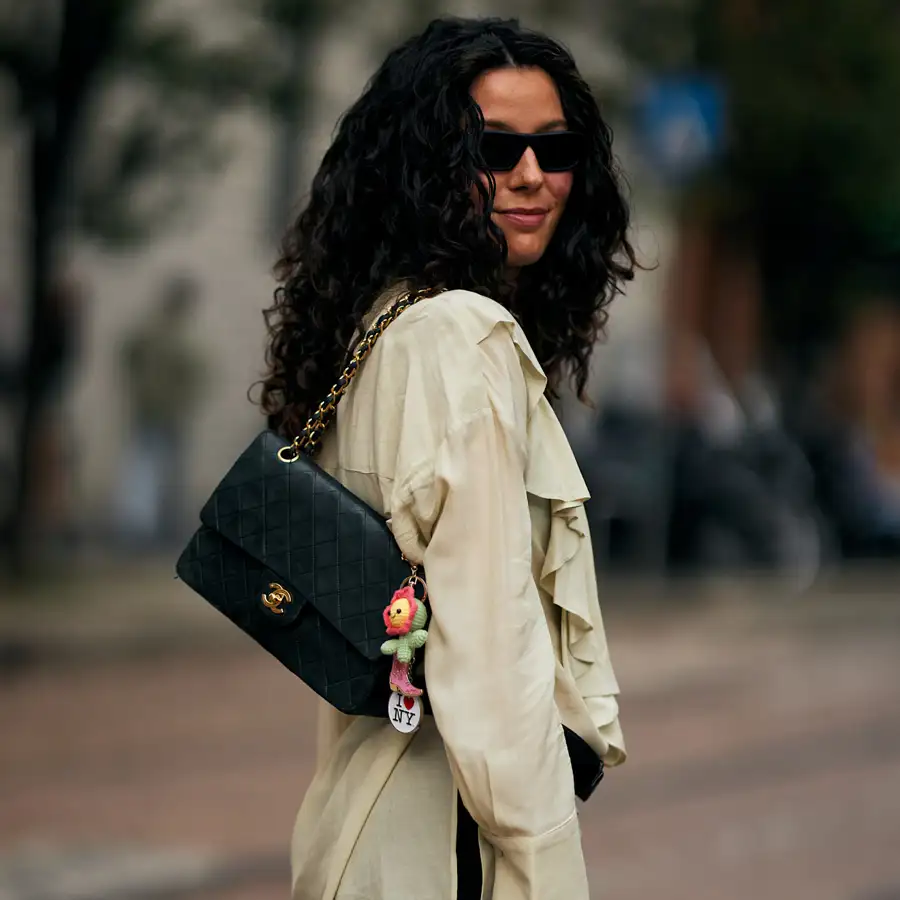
[277,289,429,463]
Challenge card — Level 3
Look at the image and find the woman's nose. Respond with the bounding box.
[509,146,544,188]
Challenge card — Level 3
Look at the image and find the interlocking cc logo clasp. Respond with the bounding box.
[261,582,292,614]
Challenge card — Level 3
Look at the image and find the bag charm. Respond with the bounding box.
[381,570,428,732]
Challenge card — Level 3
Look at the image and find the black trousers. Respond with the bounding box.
[456,794,483,899]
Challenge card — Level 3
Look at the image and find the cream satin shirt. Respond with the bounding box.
[290,287,625,900]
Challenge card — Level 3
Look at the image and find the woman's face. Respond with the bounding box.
[470,66,574,271]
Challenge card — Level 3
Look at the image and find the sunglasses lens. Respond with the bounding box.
[478,132,582,172]
[478,132,527,171]
[531,132,582,172]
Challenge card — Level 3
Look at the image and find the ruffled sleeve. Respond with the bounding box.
[527,398,626,765]
[497,313,627,767]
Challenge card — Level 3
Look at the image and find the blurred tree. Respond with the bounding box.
[258,0,331,239]
[613,0,900,373]
[0,0,282,575]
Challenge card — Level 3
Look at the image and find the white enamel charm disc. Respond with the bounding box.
[388,692,422,733]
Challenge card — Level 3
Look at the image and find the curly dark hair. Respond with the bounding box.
[260,16,636,436]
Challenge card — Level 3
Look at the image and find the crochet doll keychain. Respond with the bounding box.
[381,566,428,733]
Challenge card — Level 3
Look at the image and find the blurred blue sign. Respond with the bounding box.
[635,75,726,184]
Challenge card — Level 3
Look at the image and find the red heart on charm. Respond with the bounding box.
[403,696,415,710]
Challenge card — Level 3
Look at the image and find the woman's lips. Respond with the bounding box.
[496,209,548,230]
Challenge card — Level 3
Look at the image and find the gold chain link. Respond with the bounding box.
[277,289,430,463]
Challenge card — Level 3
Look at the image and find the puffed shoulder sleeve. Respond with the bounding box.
[386,302,590,900]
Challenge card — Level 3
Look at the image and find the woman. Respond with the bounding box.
[260,16,633,900]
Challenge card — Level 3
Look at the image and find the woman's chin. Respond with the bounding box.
[505,241,549,269]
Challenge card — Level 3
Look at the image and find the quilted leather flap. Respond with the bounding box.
[199,430,410,660]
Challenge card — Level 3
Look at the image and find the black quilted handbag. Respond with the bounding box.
[175,291,428,717]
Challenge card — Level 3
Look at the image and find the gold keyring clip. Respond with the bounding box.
[401,573,428,603]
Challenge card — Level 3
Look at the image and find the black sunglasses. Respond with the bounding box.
[478,130,583,173]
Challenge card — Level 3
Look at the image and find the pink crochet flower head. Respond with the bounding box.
[383,586,419,636]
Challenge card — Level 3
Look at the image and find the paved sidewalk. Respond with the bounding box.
[2,564,900,899]
[0,563,246,668]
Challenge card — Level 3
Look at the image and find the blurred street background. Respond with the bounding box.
[1,0,900,898]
